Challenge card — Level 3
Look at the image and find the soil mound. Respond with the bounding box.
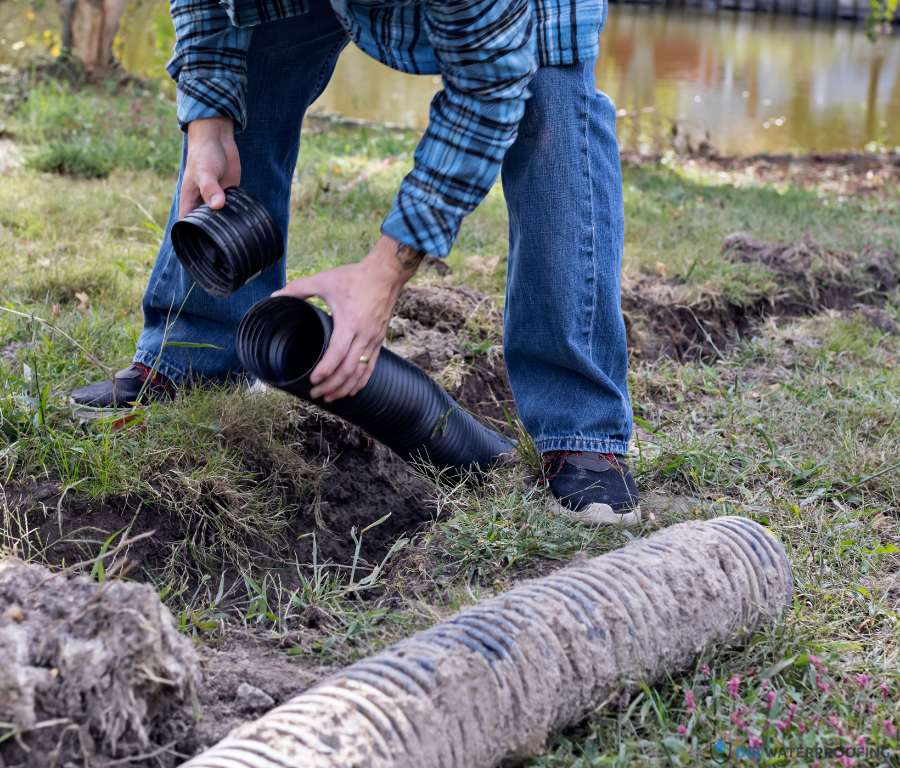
[0,558,199,767]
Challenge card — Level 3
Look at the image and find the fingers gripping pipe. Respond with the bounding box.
[170,187,513,472]
[183,517,793,768]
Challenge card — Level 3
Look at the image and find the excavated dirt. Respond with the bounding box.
[391,282,513,425]
[0,559,337,767]
[624,234,899,361]
[0,559,199,768]
[622,151,900,196]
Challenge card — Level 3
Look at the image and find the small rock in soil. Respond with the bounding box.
[236,682,276,713]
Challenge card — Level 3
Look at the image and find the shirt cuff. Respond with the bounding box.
[175,78,247,132]
[381,185,462,259]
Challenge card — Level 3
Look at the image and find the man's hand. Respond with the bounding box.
[273,235,425,402]
[179,117,241,218]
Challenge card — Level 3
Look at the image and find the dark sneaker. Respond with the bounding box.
[70,364,176,408]
[543,451,641,526]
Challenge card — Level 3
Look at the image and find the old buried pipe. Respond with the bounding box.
[170,186,512,472]
[235,296,513,471]
[183,517,793,768]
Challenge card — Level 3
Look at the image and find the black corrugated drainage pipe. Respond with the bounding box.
[235,296,513,471]
[171,187,284,298]
[182,516,793,768]
[169,187,513,472]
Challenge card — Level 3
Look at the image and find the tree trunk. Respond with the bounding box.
[60,0,129,79]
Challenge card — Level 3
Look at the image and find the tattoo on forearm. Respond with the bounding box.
[395,244,426,273]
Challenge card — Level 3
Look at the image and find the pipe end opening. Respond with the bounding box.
[171,219,236,297]
[237,297,327,388]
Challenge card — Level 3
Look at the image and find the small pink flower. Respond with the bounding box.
[677,724,688,735]
[796,721,807,733]
[884,719,897,738]
[788,703,798,718]
[839,756,854,768]
[727,674,742,698]
[809,654,823,670]
[816,674,830,693]
[701,664,711,678]
[748,735,763,749]
[775,719,790,733]
[856,735,867,748]
[879,682,891,699]
[853,674,870,689]
[684,688,696,713]
[746,667,756,677]
[827,714,842,731]
[765,690,777,710]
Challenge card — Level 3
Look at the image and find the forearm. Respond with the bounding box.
[363,235,425,291]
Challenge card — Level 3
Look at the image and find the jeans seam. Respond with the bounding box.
[312,36,349,104]
[582,66,598,364]
[535,436,631,454]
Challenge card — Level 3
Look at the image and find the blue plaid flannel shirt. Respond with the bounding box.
[168,0,607,257]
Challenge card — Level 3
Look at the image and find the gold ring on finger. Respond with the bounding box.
[359,355,370,364]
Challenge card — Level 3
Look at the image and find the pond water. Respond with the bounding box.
[1,2,898,155]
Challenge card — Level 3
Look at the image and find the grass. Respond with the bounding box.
[1,72,898,765]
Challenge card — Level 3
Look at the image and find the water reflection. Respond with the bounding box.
[317,9,899,154]
[1,1,898,154]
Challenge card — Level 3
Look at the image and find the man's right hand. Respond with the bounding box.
[179,117,241,218]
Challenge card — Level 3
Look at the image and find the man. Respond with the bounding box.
[72,0,640,525]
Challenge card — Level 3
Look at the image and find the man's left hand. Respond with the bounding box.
[273,235,424,402]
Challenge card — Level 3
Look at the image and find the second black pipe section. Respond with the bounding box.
[236,296,513,471]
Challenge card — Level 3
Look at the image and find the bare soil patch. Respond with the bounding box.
[392,282,514,425]
[624,234,899,360]
[623,151,900,196]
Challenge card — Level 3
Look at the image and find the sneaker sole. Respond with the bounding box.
[545,496,642,527]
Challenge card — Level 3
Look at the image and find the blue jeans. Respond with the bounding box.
[136,6,632,455]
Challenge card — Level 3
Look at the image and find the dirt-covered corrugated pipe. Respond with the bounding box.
[183,516,793,768]
[235,295,513,471]
[170,186,513,472]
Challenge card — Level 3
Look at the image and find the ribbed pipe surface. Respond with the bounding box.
[236,296,513,471]
[171,187,283,297]
[183,517,792,768]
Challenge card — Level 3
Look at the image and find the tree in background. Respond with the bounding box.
[60,0,128,78]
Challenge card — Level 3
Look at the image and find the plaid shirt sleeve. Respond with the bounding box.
[166,0,253,131]
[381,0,537,258]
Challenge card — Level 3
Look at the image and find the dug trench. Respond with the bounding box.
[624,233,899,361]
[1,236,896,766]
[4,282,514,578]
